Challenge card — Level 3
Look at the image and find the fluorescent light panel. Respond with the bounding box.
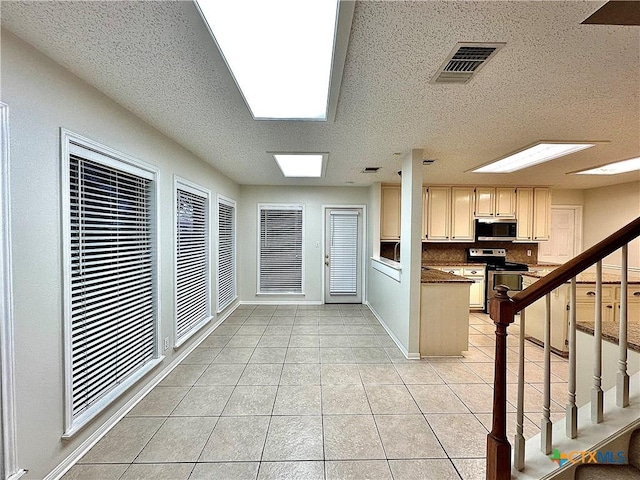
[576,157,640,175]
[473,142,596,173]
[196,0,339,120]
[273,154,324,177]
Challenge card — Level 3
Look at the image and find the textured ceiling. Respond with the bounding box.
[2,0,639,189]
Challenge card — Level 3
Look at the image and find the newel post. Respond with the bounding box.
[486,285,516,480]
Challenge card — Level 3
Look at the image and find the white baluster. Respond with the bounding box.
[515,308,526,470]
[591,260,603,423]
[617,244,629,408]
[566,277,577,438]
[541,293,552,454]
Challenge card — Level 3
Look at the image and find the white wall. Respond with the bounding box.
[583,181,640,268]
[1,30,240,478]
[366,184,411,354]
[237,185,369,303]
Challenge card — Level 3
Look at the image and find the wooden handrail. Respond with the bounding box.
[486,215,640,480]
[512,216,640,312]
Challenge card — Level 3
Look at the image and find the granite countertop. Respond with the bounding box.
[421,267,473,284]
[522,271,640,284]
[576,321,640,353]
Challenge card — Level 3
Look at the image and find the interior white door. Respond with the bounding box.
[324,208,362,303]
[539,207,580,264]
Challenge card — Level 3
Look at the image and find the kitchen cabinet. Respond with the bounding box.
[522,276,569,355]
[433,265,485,309]
[475,187,494,217]
[381,185,401,240]
[615,286,640,324]
[523,279,639,356]
[474,187,516,218]
[464,266,486,309]
[532,187,552,241]
[424,186,450,240]
[515,188,534,241]
[515,187,551,242]
[424,186,474,242]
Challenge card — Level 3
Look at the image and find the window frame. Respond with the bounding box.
[60,129,162,438]
[174,177,212,348]
[216,194,237,312]
[256,203,305,295]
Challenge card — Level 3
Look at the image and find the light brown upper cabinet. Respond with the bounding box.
[474,187,516,217]
[424,186,474,242]
[532,187,551,241]
[515,187,551,241]
[380,185,401,240]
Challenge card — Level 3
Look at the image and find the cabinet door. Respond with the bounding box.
[475,187,495,217]
[533,188,551,241]
[469,279,485,308]
[426,187,451,241]
[450,187,474,241]
[575,302,615,323]
[515,187,534,241]
[381,185,401,240]
[620,303,640,323]
[495,188,516,218]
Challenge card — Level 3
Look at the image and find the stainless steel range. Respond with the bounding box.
[466,248,529,313]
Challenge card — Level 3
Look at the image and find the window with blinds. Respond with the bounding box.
[329,211,359,295]
[65,138,158,433]
[175,182,210,343]
[259,205,304,293]
[217,196,236,312]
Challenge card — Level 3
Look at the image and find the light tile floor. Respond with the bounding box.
[65,306,568,480]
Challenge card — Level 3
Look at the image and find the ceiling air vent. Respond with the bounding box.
[361,167,381,173]
[431,42,505,84]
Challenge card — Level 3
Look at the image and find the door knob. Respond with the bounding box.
[325,260,329,266]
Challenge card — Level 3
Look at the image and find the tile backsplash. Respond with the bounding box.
[380,241,538,264]
[422,242,538,264]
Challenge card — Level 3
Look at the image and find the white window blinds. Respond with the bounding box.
[176,184,209,341]
[68,153,156,424]
[329,210,359,295]
[259,206,303,293]
[217,197,236,312]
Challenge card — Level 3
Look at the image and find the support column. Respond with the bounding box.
[400,149,423,356]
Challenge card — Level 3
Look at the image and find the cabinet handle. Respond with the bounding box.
[470,270,477,274]
[586,291,596,296]
[606,305,613,309]
[634,292,640,297]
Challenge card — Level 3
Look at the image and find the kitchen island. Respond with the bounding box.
[420,267,472,356]
[521,270,640,356]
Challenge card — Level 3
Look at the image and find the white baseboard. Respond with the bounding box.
[45,304,239,480]
[364,301,418,359]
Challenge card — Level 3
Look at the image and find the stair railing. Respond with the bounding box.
[486,216,640,480]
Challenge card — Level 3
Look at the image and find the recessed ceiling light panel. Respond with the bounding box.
[196,0,339,120]
[575,156,640,175]
[473,142,596,173]
[273,153,327,177]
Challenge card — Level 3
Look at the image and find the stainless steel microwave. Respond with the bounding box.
[475,218,517,241]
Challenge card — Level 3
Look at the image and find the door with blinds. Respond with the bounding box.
[324,208,362,303]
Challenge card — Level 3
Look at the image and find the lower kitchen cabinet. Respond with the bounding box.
[522,278,640,357]
[432,265,485,309]
[522,277,569,355]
